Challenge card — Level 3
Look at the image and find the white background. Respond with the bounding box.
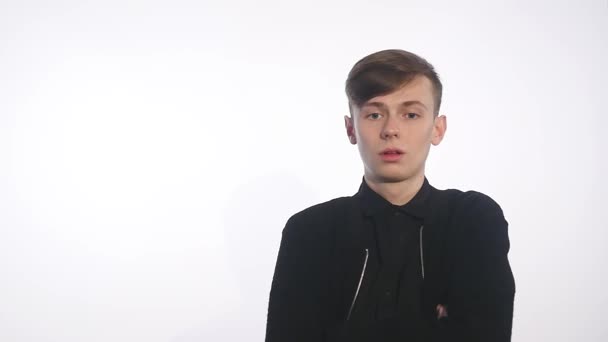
[1,0,606,341]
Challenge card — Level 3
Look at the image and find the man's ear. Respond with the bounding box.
[344,115,357,144]
[431,114,447,146]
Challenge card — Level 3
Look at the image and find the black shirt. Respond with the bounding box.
[348,176,431,340]
[266,175,515,342]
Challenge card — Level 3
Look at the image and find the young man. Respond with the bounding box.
[265,49,515,342]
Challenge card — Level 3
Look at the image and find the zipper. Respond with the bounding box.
[346,248,369,321]
[419,225,425,280]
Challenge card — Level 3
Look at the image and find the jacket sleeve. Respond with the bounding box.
[446,192,516,342]
[265,213,329,342]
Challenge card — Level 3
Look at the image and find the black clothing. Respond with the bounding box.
[349,177,429,339]
[265,177,515,342]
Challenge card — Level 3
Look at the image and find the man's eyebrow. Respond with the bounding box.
[363,100,428,110]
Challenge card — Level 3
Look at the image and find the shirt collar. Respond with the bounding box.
[356,176,432,219]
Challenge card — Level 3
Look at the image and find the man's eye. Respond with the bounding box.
[406,113,419,119]
[368,113,381,120]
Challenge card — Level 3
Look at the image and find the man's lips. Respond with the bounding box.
[380,148,404,155]
[379,148,404,161]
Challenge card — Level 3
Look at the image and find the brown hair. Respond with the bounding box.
[345,49,443,115]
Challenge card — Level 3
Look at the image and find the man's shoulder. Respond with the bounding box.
[432,184,503,213]
[429,186,507,235]
[439,187,508,242]
[451,188,504,215]
[279,195,359,241]
[287,195,355,227]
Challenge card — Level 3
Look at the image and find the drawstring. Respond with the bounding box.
[346,248,369,321]
[419,225,425,279]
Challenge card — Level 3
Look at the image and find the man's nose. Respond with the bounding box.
[381,116,399,139]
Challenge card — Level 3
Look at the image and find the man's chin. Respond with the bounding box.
[364,162,423,183]
[369,172,410,184]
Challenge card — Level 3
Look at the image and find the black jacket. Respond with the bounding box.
[266,179,515,342]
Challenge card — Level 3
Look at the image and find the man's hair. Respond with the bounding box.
[345,49,443,115]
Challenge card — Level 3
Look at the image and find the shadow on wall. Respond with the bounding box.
[171,172,318,342]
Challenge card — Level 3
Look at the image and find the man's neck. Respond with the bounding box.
[364,172,425,206]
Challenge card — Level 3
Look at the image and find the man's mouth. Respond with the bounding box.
[380,148,404,155]
[380,148,404,161]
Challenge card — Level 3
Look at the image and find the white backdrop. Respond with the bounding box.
[1,0,606,341]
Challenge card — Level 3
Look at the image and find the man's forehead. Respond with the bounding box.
[362,79,434,109]
[363,99,429,111]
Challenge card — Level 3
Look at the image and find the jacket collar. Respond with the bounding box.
[355,176,432,219]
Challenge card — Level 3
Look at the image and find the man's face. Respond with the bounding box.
[344,75,447,183]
